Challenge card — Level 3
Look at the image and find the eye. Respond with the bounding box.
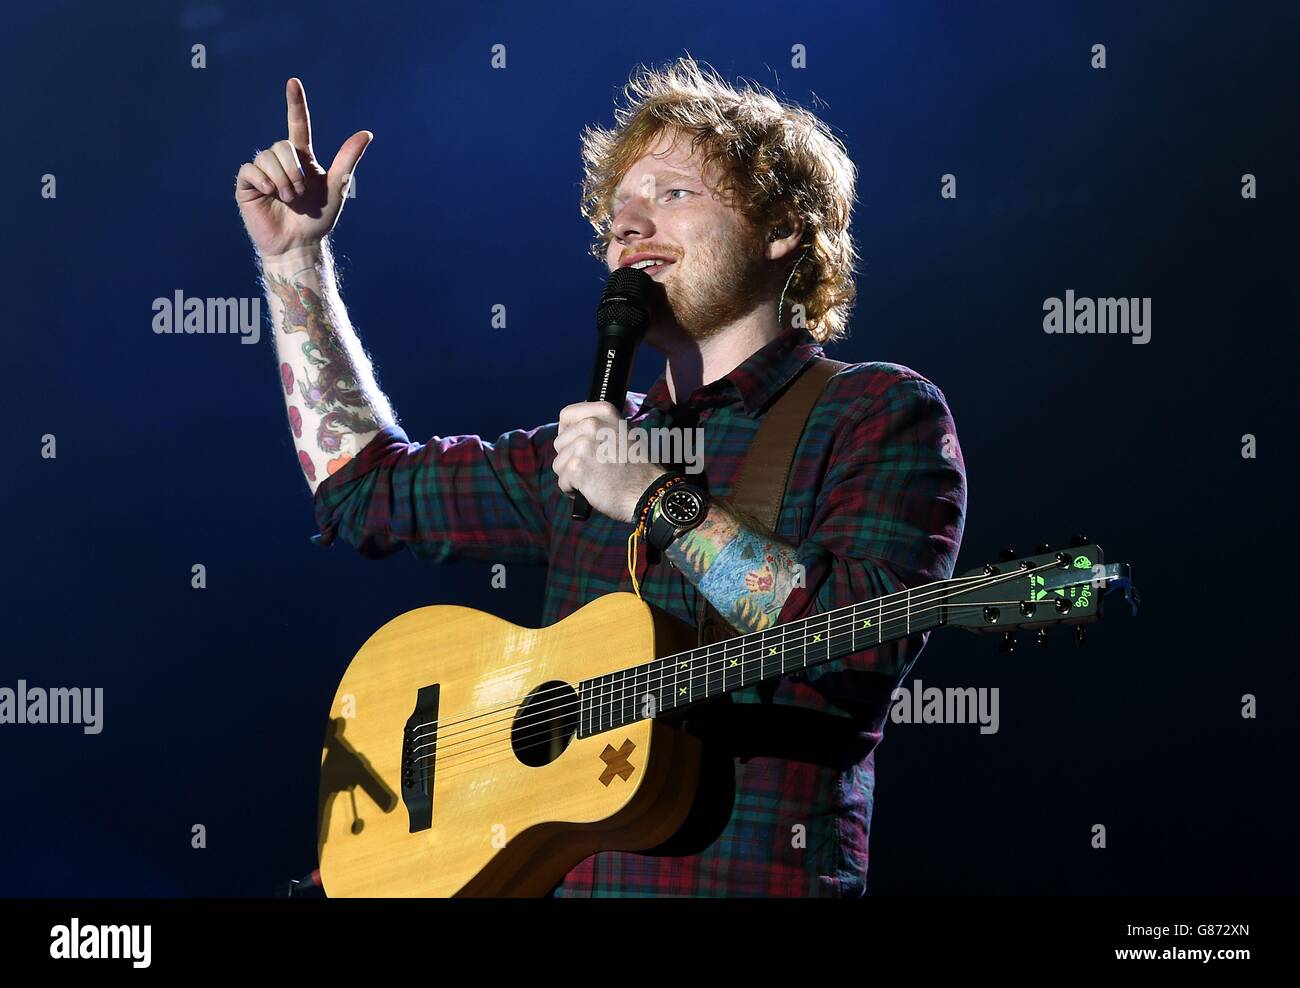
[666,188,692,201]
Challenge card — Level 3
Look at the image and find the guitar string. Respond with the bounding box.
[405,561,1082,768]
[403,564,1003,748]
[418,597,1031,768]
[415,598,1048,789]
[408,573,975,748]
[413,573,1082,777]
[404,558,1077,757]
[411,564,1082,771]
[402,568,997,741]
[403,560,1062,746]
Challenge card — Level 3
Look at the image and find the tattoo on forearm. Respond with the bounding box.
[265,271,382,480]
[665,503,804,633]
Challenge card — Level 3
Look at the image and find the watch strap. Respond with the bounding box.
[646,498,678,553]
[633,470,685,535]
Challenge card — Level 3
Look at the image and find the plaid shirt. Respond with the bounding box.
[312,325,966,896]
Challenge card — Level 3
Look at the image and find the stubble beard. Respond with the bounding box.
[654,226,771,343]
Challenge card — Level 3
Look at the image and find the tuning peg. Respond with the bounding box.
[1036,628,1049,648]
[1069,534,1090,548]
[1034,543,1052,554]
[1075,626,1087,646]
[998,548,1017,562]
[998,632,1017,654]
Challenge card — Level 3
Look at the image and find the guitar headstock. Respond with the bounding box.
[946,538,1137,651]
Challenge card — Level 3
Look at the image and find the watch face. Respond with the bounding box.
[661,487,704,526]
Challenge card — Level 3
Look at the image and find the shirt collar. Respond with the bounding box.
[639,325,825,418]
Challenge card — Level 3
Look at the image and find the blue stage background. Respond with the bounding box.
[2,0,1295,895]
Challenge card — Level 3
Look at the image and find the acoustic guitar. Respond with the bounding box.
[317,541,1136,896]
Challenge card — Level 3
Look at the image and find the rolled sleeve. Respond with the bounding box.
[776,375,967,705]
[310,421,556,565]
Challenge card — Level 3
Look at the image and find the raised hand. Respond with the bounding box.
[235,78,372,258]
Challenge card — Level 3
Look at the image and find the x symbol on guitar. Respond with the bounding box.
[599,739,636,786]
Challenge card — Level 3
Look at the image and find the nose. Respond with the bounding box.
[610,196,656,253]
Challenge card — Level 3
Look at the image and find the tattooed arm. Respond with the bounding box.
[670,373,967,702]
[664,501,803,634]
[234,77,384,492]
[260,241,395,493]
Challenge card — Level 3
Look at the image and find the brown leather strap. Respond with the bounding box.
[697,357,850,648]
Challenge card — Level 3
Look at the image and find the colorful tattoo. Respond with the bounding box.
[666,502,804,633]
[266,272,379,456]
[297,449,317,483]
[671,509,739,570]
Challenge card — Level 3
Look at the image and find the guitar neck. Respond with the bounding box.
[575,582,950,739]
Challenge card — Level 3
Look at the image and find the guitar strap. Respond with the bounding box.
[696,356,850,702]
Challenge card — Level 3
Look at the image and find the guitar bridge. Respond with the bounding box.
[401,684,440,833]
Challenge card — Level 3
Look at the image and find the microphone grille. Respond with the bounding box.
[597,266,652,334]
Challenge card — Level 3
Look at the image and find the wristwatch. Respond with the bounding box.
[646,481,710,553]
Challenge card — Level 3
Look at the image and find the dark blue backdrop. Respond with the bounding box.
[2,0,1295,895]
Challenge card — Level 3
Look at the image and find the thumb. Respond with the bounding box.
[328,130,373,195]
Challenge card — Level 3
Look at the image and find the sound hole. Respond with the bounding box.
[513,681,578,767]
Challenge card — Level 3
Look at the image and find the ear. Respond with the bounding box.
[764,213,806,261]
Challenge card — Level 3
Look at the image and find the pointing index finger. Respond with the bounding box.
[286,77,313,153]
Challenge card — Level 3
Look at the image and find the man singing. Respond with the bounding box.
[236,56,966,896]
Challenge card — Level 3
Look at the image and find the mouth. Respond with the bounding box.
[618,254,677,279]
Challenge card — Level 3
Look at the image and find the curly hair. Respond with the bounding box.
[579,55,859,344]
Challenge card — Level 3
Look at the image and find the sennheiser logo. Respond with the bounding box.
[49,918,151,968]
[598,349,616,398]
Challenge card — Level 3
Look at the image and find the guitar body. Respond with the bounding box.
[314,543,1135,896]
[317,592,704,897]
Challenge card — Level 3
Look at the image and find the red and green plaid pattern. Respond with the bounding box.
[312,326,967,896]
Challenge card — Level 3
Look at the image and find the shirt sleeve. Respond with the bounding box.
[309,421,557,565]
[775,373,968,710]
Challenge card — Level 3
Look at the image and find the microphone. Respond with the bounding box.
[571,265,653,520]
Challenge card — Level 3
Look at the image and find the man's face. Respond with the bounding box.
[605,131,770,344]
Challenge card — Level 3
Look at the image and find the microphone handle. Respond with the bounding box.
[571,331,639,520]
[571,492,593,520]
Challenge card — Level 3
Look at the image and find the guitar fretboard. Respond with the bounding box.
[576,587,946,738]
